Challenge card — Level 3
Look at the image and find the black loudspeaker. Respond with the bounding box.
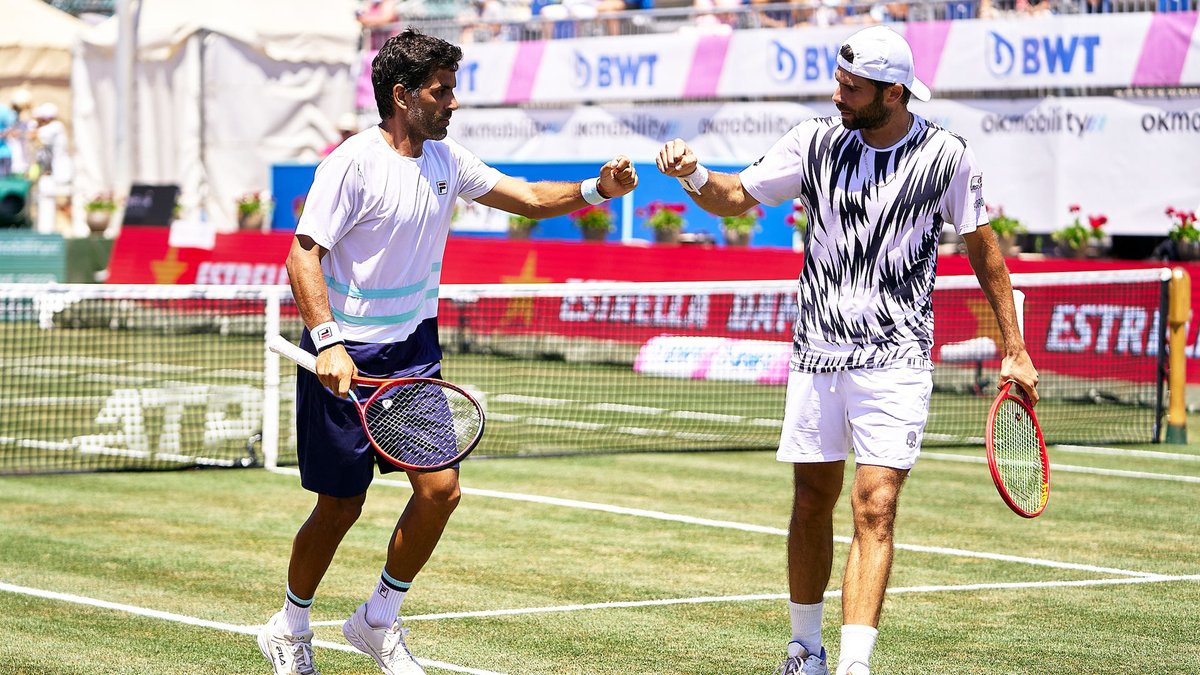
[122,184,179,226]
[0,176,32,228]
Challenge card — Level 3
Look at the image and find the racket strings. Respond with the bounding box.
[992,398,1047,513]
[364,383,482,465]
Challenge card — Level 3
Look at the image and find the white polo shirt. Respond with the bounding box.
[297,128,502,343]
[740,114,987,372]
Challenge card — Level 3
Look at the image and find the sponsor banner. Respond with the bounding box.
[450,97,1200,237]
[635,335,793,385]
[443,13,1198,107]
[104,226,1200,382]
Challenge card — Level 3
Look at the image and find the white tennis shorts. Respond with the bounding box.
[777,367,933,470]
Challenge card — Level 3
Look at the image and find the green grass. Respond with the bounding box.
[2,441,1199,674]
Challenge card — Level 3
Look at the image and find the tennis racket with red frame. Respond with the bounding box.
[985,380,1049,518]
[268,335,485,472]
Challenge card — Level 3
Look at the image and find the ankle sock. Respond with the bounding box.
[365,567,411,628]
[283,587,313,635]
[788,600,825,656]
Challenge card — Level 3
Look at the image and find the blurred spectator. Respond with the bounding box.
[750,0,795,28]
[460,0,532,42]
[357,0,399,49]
[1084,0,1112,12]
[0,103,14,177]
[31,103,72,235]
[1,89,35,178]
[322,113,361,158]
[692,0,743,33]
[1018,0,1052,14]
[537,0,601,39]
[1158,0,1193,10]
[598,0,647,35]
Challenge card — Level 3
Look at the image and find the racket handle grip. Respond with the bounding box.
[268,334,318,374]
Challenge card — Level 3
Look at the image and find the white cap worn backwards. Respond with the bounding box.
[836,26,931,102]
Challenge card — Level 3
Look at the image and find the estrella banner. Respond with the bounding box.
[104,226,1200,383]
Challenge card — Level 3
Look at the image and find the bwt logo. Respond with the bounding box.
[764,42,840,83]
[770,41,798,83]
[573,51,659,89]
[986,32,1101,78]
[459,61,480,92]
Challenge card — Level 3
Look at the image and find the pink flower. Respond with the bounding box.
[1069,204,1081,214]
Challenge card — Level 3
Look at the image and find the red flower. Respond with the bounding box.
[1088,215,1107,229]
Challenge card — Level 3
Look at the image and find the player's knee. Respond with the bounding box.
[314,494,366,530]
[852,496,897,538]
[417,482,461,516]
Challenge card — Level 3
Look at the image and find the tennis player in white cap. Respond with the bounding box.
[656,25,1037,675]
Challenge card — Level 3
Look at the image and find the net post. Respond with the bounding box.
[1165,268,1190,444]
[262,287,283,468]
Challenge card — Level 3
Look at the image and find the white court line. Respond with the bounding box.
[269,468,1153,577]
[0,581,504,675]
[1052,444,1200,462]
[306,574,1200,625]
[922,451,1200,484]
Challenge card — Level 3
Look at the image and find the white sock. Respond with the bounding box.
[788,600,825,656]
[283,587,312,635]
[365,568,411,628]
[836,624,878,675]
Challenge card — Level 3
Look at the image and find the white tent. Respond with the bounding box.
[0,0,83,127]
[72,0,360,233]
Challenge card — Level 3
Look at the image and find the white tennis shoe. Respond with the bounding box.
[342,602,426,675]
[257,610,321,675]
[773,640,830,675]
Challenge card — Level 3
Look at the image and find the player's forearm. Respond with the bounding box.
[285,238,335,331]
[685,171,759,217]
[965,230,1026,355]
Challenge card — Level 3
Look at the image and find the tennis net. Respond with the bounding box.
[0,268,1173,474]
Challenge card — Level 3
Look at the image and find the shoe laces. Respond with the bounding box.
[772,656,803,675]
[379,623,416,664]
[285,634,319,675]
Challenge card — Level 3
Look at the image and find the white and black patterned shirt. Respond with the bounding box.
[741,115,987,372]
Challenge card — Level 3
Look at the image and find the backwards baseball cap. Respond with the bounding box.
[836,26,931,102]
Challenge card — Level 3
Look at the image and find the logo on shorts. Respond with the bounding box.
[970,174,983,191]
[437,180,448,195]
[906,431,918,448]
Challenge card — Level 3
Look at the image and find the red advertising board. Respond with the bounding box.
[105,226,1196,383]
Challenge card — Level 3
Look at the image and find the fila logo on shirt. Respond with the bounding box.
[437,180,448,195]
[970,175,983,191]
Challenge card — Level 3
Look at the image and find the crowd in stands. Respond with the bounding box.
[357,0,1195,43]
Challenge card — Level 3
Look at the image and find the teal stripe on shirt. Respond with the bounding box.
[324,263,442,300]
[331,289,440,325]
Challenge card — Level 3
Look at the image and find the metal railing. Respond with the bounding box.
[367,0,1194,46]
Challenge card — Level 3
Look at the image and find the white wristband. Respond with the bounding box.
[581,177,608,205]
[310,321,344,352]
[678,164,710,195]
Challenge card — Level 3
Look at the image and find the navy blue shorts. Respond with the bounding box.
[295,318,443,497]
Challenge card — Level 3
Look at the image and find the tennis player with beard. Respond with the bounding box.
[258,28,637,675]
[656,25,1038,675]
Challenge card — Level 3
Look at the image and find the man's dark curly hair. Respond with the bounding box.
[371,28,463,120]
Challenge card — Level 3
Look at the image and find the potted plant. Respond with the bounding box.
[84,192,117,234]
[236,191,271,231]
[1052,204,1107,258]
[570,203,613,242]
[986,204,1026,256]
[786,200,808,252]
[1166,206,1200,261]
[638,200,687,244]
[720,205,764,247]
[508,214,539,240]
